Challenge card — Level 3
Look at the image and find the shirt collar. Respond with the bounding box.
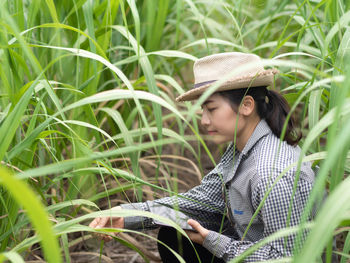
[219,143,236,167]
[240,119,271,156]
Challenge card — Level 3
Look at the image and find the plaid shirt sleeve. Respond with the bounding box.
[203,171,313,262]
[122,166,227,230]
[150,167,226,229]
[122,145,236,230]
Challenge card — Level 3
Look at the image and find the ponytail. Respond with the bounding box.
[220,87,301,146]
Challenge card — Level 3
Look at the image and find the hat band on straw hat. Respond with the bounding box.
[193,80,217,89]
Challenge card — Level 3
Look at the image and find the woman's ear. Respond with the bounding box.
[239,95,255,116]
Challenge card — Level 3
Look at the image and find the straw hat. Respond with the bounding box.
[176,52,279,102]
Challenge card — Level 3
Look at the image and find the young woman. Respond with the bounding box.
[89,52,315,262]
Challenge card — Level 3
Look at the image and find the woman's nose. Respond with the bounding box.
[201,111,210,126]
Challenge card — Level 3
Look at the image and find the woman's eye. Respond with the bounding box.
[207,107,217,112]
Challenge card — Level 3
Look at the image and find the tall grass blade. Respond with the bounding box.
[0,166,62,262]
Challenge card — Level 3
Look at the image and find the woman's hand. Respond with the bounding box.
[89,206,124,242]
[185,219,209,245]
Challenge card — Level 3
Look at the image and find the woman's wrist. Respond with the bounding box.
[202,231,231,259]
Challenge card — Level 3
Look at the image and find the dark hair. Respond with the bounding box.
[219,86,301,146]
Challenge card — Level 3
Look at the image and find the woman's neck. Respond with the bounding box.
[235,116,261,152]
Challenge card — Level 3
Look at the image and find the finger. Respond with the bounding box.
[187,219,202,232]
[89,217,101,228]
[95,216,110,229]
[95,230,114,241]
[102,234,113,242]
[187,219,209,238]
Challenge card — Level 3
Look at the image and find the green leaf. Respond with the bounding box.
[0,166,62,262]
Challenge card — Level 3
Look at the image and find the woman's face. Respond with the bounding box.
[201,93,241,144]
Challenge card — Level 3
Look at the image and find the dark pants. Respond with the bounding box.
[157,227,225,263]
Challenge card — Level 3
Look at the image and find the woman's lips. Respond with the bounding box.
[207,131,217,135]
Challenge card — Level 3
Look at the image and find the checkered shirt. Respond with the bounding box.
[121,120,315,262]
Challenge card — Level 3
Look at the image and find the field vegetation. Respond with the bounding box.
[0,0,350,262]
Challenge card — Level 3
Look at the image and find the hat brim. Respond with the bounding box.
[176,68,279,102]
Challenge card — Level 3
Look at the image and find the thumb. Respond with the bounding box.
[187,219,205,233]
[187,219,209,238]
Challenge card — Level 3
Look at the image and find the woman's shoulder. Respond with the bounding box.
[255,131,298,158]
[253,133,306,175]
[252,133,315,188]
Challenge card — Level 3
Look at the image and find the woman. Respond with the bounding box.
[89,52,314,262]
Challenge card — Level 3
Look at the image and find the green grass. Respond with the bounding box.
[0,0,350,262]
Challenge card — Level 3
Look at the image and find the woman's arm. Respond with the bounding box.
[199,173,313,262]
[121,169,226,230]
